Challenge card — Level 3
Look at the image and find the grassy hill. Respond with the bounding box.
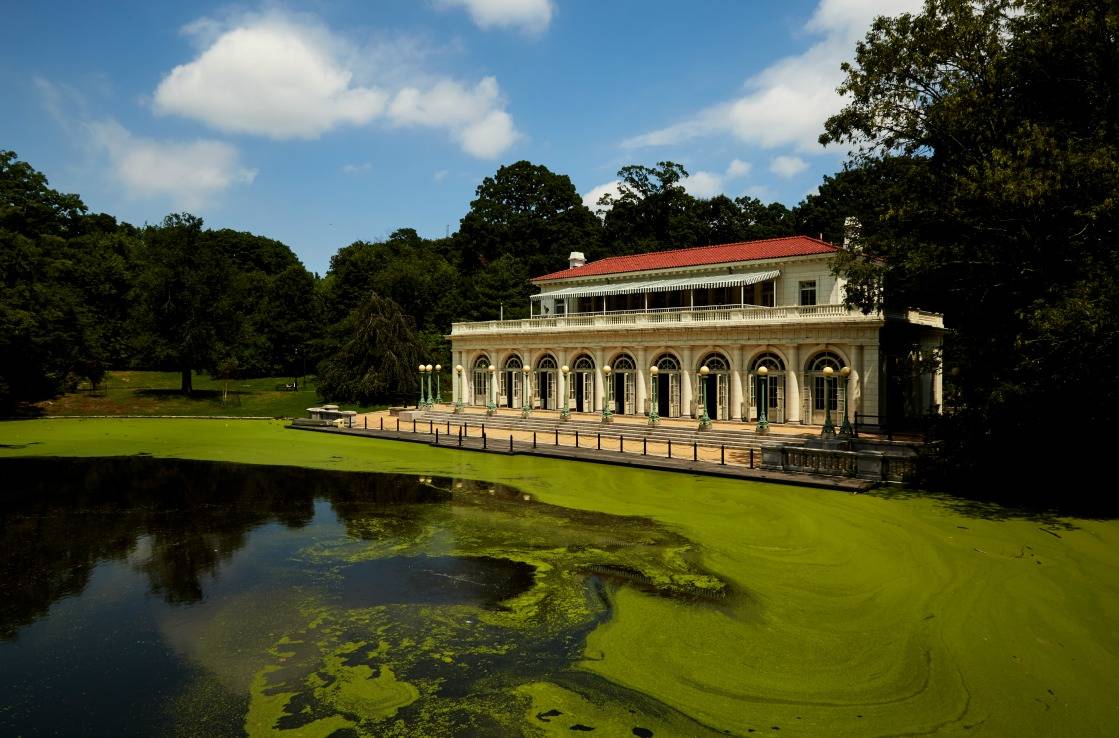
[36,371,380,418]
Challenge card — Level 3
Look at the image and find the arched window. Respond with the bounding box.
[473,355,491,371]
[806,351,844,414]
[699,353,730,372]
[752,351,785,373]
[611,354,636,371]
[573,355,595,371]
[654,354,680,372]
[537,355,557,370]
[504,355,522,369]
[807,351,844,373]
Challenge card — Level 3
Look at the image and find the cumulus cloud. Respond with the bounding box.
[622,0,922,154]
[153,12,520,157]
[154,18,387,139]
[87,120,255,209]
[769,155,809,178]
[680,159,756,200]
[388,77,520,156]
[437,0,553,33]
[581,180,622,214]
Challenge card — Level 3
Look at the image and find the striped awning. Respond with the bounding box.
[531,269,780,300]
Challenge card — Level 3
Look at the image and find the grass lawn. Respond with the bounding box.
[36,371,382,418]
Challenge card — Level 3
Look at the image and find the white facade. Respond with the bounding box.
[449,247,944,427]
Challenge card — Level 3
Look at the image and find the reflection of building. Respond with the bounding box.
[450,236,944,426]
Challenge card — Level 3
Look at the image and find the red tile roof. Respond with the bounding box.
[532,235,839,282]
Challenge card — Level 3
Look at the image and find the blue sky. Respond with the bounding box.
[2,0,920,274]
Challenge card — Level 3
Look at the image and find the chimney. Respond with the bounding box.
[568,251,586,269]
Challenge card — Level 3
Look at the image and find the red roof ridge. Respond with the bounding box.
[533,235,838,282]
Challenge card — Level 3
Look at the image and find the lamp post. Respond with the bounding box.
[521,366,531,418]
[435,364,443,404]
[757,365,770,433]
[417,363,425,409]
[698,366,712,430]
[486,365,496,415]
[602,365,613,423]
[822,365,836,438]
[839,366,852,437]
[425,365,434,408]
[454,365,464,413]
[648,365,660,426]
[560,365,571,420]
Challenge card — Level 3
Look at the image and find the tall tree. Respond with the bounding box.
[598,161,704,255]
[456,160,600,279]
[821,0,1119,501]
[133,214,237,394]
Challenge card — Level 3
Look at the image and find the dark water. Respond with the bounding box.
[0,457,722,737]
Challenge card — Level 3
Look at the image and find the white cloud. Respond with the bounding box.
[153,12,520,157]
[623,0,923,154]
[342,162,372,174]
[433,169,449,182]
[581,180,622,213]
[154,17,387,139]
[87,120,255,209]
[726,158,752,178]
[387,77,520,156]
[681,158,755,200]
[770,154,809,178]
[437,0,553,33]
[681,171,724,199]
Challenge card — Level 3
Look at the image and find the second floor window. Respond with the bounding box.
[760,281,775,307]
[799,280,817,306]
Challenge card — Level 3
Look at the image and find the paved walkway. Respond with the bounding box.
[291,413,874,492]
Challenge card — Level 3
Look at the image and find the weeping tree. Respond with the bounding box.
[317,292,420,405]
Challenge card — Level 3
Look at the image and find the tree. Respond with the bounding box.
[821,0,1119,504]
[0,151,136,411]
[317,292,420,405]
[599,161,704,255]
[456,161,600,278]
[133,214,237,395]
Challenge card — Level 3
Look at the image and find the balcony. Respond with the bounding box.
[449,303,930,337]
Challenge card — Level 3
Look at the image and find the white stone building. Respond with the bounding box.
[449,236,944,427]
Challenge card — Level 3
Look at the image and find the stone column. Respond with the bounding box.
[786,343,802,423]
[680,346,694,418]
[452,351,462,406]
[731,345,745,420]
[636,346,648,415]
[862,344,880,418]
[593,348,607,412]
[557,348,568,413]
[850,344,864,418]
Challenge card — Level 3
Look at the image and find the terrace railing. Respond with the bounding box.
[451,303,879,335]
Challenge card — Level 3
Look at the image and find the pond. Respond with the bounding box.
[0,456,728,737]
[1,421,1118,738]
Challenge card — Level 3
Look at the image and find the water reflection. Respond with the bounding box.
[0,456,728,737]
[0,456,449,639]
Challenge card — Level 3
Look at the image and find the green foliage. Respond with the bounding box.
[822,0,1119,493]
[0,151,136,411]
[317,292,420,405]
[132,214,237,394]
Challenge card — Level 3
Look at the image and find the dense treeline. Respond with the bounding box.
[1,152,809,412]
[819,0,1118,504]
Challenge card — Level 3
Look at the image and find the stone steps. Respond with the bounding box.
[415,410,807,452]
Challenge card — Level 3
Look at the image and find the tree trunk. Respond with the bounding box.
[181,368,193,395]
